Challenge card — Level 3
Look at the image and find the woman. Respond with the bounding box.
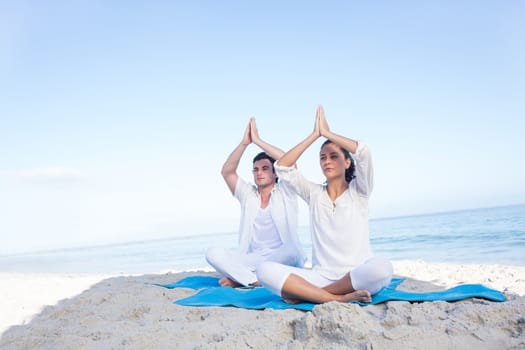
[257,105,393,304]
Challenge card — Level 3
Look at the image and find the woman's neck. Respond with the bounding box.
[326,179,348,202]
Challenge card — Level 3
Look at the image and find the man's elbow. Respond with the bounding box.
[221,167,236,180]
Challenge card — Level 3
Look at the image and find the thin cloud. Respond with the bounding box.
[19,167,89,186]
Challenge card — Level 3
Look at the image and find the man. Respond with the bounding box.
[206,117,306,287]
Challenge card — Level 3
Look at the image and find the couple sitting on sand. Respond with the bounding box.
[206,105,393,304]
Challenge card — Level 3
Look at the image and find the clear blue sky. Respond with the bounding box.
[1,1,524,254]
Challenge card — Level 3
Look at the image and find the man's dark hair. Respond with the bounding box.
[253,152,276,165]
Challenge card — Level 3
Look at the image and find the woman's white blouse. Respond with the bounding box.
[275,141,374,280]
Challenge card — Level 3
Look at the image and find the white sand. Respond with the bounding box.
[0,273,114,336]
[0,261,524,349]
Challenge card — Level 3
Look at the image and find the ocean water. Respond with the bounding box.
[1,204,524,274]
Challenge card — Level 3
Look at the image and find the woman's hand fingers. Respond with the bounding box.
[318,105,329,136]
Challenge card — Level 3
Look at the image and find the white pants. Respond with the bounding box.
[206,243,301,286]
[257,256,393,296]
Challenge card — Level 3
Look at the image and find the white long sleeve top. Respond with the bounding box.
[234,177,306,267]
[275,141,374,280]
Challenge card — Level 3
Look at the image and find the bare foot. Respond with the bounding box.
[219,277,242,288]
[249,281,261,287]
[283,297,302,304]
[284,290,371,304]
[339,289,371,303]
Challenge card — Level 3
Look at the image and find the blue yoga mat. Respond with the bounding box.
[160,276,505,311]
[154,275,221,289]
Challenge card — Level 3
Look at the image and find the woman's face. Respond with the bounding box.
[320,143,351,181]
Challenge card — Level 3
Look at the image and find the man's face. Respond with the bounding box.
[252,159,277,188]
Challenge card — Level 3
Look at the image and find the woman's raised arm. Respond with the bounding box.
[277,106,322,167]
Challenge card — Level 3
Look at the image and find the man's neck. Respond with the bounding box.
[258,183,274,208]
[258,183,274,197]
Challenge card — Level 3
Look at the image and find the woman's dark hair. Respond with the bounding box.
[253,152,278,182]
[321,140,356,183]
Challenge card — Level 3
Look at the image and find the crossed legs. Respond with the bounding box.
[257,256,393,304]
